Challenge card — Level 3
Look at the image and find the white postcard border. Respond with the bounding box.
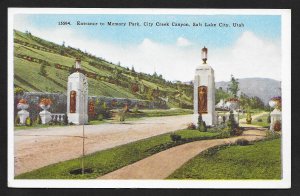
[7,8,291,189]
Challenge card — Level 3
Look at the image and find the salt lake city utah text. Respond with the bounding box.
[58,21,245,28]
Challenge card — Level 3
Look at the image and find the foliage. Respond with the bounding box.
[274,120,281,132]
[197,114,207,132]
[215,87,230,104]
[132,104,139,113]
[63,114,68,125]
[170,133,182,142]
[187,123,196,130]
[118,110,126,122]
[15,115,20,125]
[168,139,281,179]
[34,115,42,125]
[228,75,239,98]
[236,138,250,146]
[25,117,32,126]
[97,114,104,121]
[246,111,252,124]
[226,111,237,134]
[14,87,25,95]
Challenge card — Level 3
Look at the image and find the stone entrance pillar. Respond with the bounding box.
[193,47,217,126]
[67,58,88,125]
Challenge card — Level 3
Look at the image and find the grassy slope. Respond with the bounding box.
[168,138,281,179]
[14,30,193,106]
[16,130,220,179]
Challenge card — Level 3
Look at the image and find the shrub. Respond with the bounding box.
[274,120,281,132]
[133,104,139,113]
[35,115,42,125]
[257,118,263,122]
[14,87,24,95]
[265,130,281,139]
[170,133,182,142]
[97,114,104,121]
[25,117,32,126]
[118,110,126,122]
[236,138,250,146]
[187,123,196,130]
[15,115,20,125]
[227,110,240,135]
[63,114,68,125]
[197,114,207,132]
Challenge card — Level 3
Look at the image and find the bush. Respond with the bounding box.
[63,114,68,125]
[227,110,240,136]
[187,123,196,130]
[133,104,139,113]
[265,130,281,139]
[274,120,281,132]
[170,133,182,142]
[97,114,104,121]
[118,110,126,122]
[35,115,42,125]
[257,118,263,122]
[14,87,24,95]
[15,115,20,125]
[236,138,250,146]
[25,117,32,126]
[197,114,207,132]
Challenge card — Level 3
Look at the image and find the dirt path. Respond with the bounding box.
[14,114,194,176]
[99,129,267,179]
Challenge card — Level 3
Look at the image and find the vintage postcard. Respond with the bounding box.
[7,8,291,188]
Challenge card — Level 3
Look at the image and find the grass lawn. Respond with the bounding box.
[124,108,193,121]
[250,113,270,128]
[168,138,281,179]
[16,129,221,179]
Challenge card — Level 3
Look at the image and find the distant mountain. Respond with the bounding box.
[216,78,281,105]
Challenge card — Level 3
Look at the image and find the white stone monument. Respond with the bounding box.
[193,47,217,126]
[270,108,281,131]
[67,58,88,125]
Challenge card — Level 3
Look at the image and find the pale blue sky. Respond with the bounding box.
[23,14,280,47]
[14,14,282,82]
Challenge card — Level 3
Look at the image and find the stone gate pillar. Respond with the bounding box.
[193,47,217,126]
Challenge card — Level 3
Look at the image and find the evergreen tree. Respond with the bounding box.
[228,75,239,98]
[197,114,207,132]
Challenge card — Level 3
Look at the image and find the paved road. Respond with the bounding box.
[14,114,194,176]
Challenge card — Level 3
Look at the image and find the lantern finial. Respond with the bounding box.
[201,46,208,64]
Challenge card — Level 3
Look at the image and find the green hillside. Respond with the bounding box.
[14,30,193,108]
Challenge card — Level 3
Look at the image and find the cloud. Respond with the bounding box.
[209,31,281,82]
[13,17,281,82]
[176,37,192,47]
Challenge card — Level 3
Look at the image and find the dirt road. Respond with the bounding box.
[14,115,194,176]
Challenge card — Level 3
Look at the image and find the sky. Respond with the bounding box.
[14,14,281,82]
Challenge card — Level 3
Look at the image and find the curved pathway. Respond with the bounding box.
[99,129,266,179]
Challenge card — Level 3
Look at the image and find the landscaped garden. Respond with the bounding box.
[168,138,281,179]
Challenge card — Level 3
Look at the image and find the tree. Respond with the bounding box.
[131,66,135,73]
[228,75,239,98]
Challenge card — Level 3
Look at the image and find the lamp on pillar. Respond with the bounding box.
[75,57,81,69]
[201,46,208,64]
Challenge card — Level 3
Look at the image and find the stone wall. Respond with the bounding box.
[14,92,167,119]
